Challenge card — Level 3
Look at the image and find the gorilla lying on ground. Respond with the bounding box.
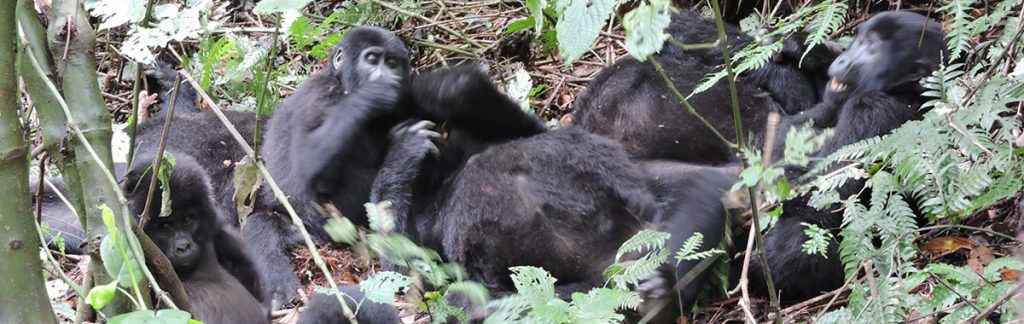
[749,11,948,300]
[372,64,732,319]
[573,10,840,164]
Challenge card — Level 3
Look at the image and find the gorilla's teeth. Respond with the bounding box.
[830,78,847,91]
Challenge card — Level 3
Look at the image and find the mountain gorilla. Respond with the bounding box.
[749,11,947,300]
[372,65,731,319]
[31,175,85,255]
[298,285,400,324]
[122,154,267,323]
[249,26,414,308]
[573,11,840,164]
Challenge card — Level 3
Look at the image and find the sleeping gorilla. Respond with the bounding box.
[749,11,948,300]
[122,154,268,323]
[573,10,840,164]
[249,26,413,308]
[371,65,732,319]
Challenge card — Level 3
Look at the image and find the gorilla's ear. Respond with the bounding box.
[332,48,345,71]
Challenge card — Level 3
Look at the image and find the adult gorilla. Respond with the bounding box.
[750,11,948,300]
[372,65,732,319]
[573,11,840,164]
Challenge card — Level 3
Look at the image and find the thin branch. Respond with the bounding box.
[649,58,735,148]
[369,0,484,51]
[969,279,1024,323]
[139,75,181,227]
[178,71,358,323]
[708,0,781,321]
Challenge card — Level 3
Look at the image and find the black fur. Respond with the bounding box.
[573,11,839,164]
[123,154,267,324]
[750,11,947,300]
[251,26,413,308]
[32,176,85,255]
[144,60,201,119]
[298,286,400,324]
[373,65,730,319]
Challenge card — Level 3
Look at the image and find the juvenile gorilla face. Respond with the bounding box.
[331,26,411,93]
[145,211,205,270]
[826,11,946,101]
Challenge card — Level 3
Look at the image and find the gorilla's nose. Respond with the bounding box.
[175,241,193,255]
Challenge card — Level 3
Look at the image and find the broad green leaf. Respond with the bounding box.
[445,281,490,307]
[554,0,617,63]
[361,271,413,304]
[85,279,119,310]
[623,0,674,61]
[526,0,547,35]
[100,230,143,288]
[84,0,147,30]
[109,309,196,324]
[570,288,625,322]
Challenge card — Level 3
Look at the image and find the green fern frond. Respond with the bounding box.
[940,0,978,61]
[614,229,670,261]
[800,0,846,63]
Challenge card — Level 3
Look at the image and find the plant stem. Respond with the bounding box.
[369,0,485,51]
[707,0,782,321]
[649,58,736,148]
[126,0,157,167]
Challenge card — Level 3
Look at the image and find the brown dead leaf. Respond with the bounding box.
[922,236,975,255]
[1000,268,1020,281]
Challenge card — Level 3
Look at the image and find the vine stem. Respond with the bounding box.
[707,0,782,322]
[126,0,157,167]
[648,58,736,148]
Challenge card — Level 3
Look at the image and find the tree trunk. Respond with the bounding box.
[0,0,58,321]
[46,0,135,315]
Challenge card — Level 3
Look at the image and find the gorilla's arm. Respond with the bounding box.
[213,227,263,302]
[411,65,546,141]
[284,75,400,194]
[369,120,440,234]
[817,92,921,156]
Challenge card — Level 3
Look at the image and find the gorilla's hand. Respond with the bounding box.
[410,64,492,120]
[354,74,403,115]
[388,119,442,160]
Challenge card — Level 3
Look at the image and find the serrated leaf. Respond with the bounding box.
[623,0,673,62]
[555,0,617,63]
[570,288,626,322]
[445,281,490,307]
[324,217,359,245]
[614,229,670,261]
[365,201,396,233]
[361,271,413,304]
[509,266,557,302]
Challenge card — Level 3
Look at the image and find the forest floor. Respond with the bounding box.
[37,1,1023,323]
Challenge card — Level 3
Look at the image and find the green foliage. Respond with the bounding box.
[691,1,845,96]
[675,232,724,263]
[253,0,313,16]
[800,222,833,257]
[86,0,219,64]
[99,204,143,290]
[361,271,414,304]
[906,257,1024,322]
[622,0,674,62]
[800,0,847,63]
[109,309,200,324]
[553,0,617,63]
[289,11,347,60]
[85,279,119,311]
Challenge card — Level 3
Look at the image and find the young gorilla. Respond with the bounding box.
[250,26,414,308]
[573,11,840,164]
[122,154,268,324]
[297,285,400,324]
[749,11,947,300]
[374,65,732,319]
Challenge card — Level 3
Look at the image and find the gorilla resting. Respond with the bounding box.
[750,11,948,300]
[372,64,733,319]
[573,10,840,164]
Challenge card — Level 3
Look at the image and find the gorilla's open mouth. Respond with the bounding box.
[829,77,848,92]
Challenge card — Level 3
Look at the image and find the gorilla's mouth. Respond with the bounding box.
[829,77,848,92]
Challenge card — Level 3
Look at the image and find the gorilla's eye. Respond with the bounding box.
[161,223,172,230]
[385,57,398,69]
[184,217,194,225]
[365,52,381,65]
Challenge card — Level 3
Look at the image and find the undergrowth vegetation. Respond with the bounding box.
[8,0,1022,323]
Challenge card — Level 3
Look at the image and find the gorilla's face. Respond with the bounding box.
[332,26,411,94]
[146,211,206,271]
[824,11,946,103]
